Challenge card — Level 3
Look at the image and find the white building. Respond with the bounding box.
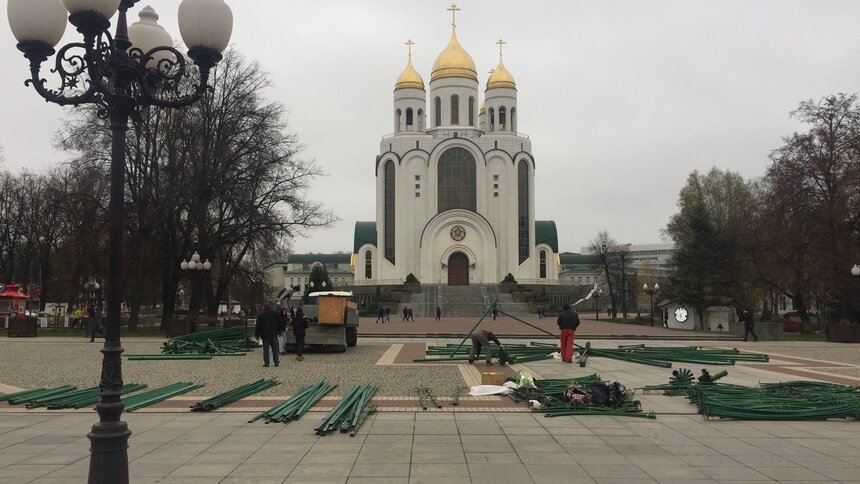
[354,9,559,286]
[266,254,355,294]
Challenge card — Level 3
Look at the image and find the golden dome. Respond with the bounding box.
[479,101,486,114]
[395,57,425,91]
[486,56,516,90]
[431,30,477,82]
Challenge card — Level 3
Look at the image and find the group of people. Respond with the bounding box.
[536,305,547,319]
[70,305,104,342]
[374,305,421,323]
[254,302,308,367]
[470,303,581,365]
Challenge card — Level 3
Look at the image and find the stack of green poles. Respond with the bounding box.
[124,382,204,412]
[191,379,279,412]
[161,326,257,356]
[250,379,336,424]
[1,385,77,405]
[414,342,561,364]
[316,384,377,436]
[574,344,769,369]
[26,384,147,409]
[126,354,215,360]
[688,381,860,420]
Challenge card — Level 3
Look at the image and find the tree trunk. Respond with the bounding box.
[127,234,146,332]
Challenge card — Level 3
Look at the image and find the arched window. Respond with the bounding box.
[417,109,424,130]
[518,160,529,264]
[450,95,459,125]
[290,278,294,285]
[364,250,372,279]
[539,250,547,279]
[438,147,476,213]
[434,97,441,127]
[578,277,582,285]
[586,276,590,284]
[499,106,507,130]
[468,97,475,126]
[395,108,402,132]
[511,107,517,132]
[405,107,413,128]
[488,107,495,131]
[384,160,396,264]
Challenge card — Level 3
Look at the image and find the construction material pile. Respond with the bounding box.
[250,379,336,424]
[124,382,204,412]
[415,342,560,364]
[162,326,258,356]
[1,384,146,409]
[644,370,860,420]
[577,343,769,368]
[316,384,377,436]
[510,374,655,419]
[191,379,279,412]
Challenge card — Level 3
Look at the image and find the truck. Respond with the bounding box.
[283,291,359,352]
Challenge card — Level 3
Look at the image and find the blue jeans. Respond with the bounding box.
[262,337,279,366]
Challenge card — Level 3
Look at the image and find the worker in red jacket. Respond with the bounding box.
[557,303,580,363]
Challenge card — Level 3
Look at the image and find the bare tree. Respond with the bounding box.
[589,231,618,318]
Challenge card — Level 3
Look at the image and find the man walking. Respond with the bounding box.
[291,305,308,361]
[741,308,759,342]
[491,307,498,320]
[468,329,504,365]
[384,306,391,323]
[375,306,384,324]
[557,303,580,363]
[435,306,441,320]
[256,303,284,367]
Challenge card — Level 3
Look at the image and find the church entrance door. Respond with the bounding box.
[448,252,469,286]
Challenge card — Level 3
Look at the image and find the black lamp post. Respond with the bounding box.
[594,288,602,320]
[7,1,232,482]
[181,251,212,317]
[851,265,859,324]
[642,282,659,327]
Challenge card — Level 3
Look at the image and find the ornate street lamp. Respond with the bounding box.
[84,278,101,306]
[7,1,232,482]
[181,251,212,316]
[643,282,660,327]
[594,288,602,321]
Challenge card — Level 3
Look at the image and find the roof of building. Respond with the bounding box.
[395,56,425,91]
[559,253,598,265]
[354,221,377,253]
[431,29,477,82]
[486,56,516,90]
[534,221,558,253]
[286,253,352,264]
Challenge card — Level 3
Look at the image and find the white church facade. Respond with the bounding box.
[354,7,560,286]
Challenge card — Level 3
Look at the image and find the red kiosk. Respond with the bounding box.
[0,283,34,336]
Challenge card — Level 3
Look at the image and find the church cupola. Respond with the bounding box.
[395,42,425,91]
[393,39,427,133]
[484,38,518,132]
[428,4,479,130]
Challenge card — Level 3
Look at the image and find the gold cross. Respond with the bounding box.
[447,3,460,28]
[405,39,415,58]
[496,38,506,57]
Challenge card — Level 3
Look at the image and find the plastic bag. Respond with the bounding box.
[469,385,512,396]
[551,352,562,360]
[516,370,536,389]
[503,381,520,390]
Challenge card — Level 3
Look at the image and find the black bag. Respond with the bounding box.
[608,382,627,407]
[589,382,611,406]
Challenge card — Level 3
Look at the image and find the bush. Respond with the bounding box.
[502,273,517,284]
[405,273,419,284]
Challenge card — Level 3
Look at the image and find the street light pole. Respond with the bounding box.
[7,2,232,483]
[180,251,212,317]
[851,265,859,324]
[643,283,659,327]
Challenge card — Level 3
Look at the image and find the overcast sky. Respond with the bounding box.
[2,0,860,255]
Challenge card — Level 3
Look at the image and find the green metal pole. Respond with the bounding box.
[447,300,497,358]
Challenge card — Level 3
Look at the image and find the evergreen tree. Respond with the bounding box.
[304,265,332,299]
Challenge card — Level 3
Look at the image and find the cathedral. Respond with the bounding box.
[353,5,559,286]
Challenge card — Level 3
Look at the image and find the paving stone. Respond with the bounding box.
[464,452,520,463]
[697,466,773,480]
[411,452,466,464]
[409,463,469,477]
[349,464,409,477]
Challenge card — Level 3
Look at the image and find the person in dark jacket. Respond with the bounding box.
[376,306,384,324]
[435,306,442,320]
[292,305,309,361]
[491,307,498,320]
[741,308,758,342]
[468,329,504,365]
[557,303,581,363]
[255,304,283,367]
